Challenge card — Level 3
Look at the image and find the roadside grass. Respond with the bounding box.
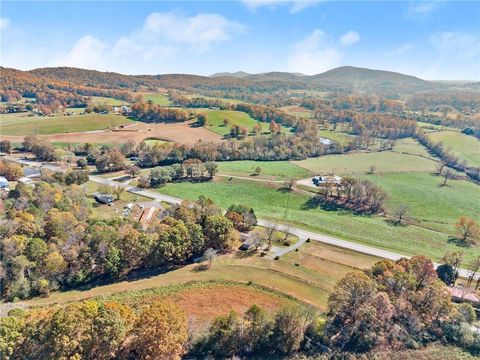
[0,113,134,135]
[358,172,480,235]
[427,130,480,167]
[252,226,299,247]
[294,148,438,175]
[217,160,311,180]
[156,177,478,262]
[141,93,171,106]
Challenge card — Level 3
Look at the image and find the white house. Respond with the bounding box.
[312,175,342,186]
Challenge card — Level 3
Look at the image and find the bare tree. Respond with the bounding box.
[203,248,217,268]
[113,184,125,200]
[392,205,410,224]
[467,256,480,287]
[455,216,480,246]
[435,163,445,176]
[442,251,464,279]
[440,168,453,187]
[367,165,376,174]
[264,224,277,250]
[126,165,141,178]
[250,232,265,251]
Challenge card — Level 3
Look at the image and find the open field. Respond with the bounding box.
[90,96,127,106]
[204,109,260,136]
[358,172,480,234]
[281,105,313,118]
[295,147,438,175]
[2,119,222,145]
[0,113,133,135]
[427,130,480,167]
[157,177,478,262]
[140,92,171,106]
[217,160,311,180]
[318,129,356,146]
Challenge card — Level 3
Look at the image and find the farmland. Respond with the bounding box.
[204,109,260,135]
[141,92,171,106]
[217,160,311,180]
[0,113,133,135]
[156,176,478,262]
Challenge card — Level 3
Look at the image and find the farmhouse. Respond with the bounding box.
[312,175,342,186]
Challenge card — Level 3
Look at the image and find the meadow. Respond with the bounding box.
[157,176,479,262]
[204,109,260,136]
[0,113,133,135]
[427,130,480,167]
[217,160,311,180]
[90,96,127,106]
[141,93,171,106]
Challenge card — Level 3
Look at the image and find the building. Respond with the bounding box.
[0,176,9,191]
[312,175,342,186]
[94,193,114,204]
[319,137,334,145]
[139,206,159,229]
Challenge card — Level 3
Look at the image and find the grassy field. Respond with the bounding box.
[217,160,311,180]
[295,148,438,175]
[141,93,171,106]
[427,130,480,167]
[157,177,478,262]
[318,129,356,146]
[204,110,260,136]
[0,113,134,135]
[90,96,127,106]
[358,172,480,235]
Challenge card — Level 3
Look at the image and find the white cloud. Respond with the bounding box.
[340,31,360,46]
[288,29,345,74]
[49,12,244,73]
[51,35,107,69]
[241,0,324,13]
[0,18,10,29]
[408,1,443,14]
[384,43,413,57]
[425,31,480,80]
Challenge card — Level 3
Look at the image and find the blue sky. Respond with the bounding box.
[1,1,479,80]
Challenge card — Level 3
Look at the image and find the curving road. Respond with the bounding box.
[4,156,479,280]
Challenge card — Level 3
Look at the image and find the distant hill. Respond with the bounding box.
[2,65,476,96]
[210,71,252,78]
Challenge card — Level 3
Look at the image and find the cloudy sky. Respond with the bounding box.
[1,1,479,80]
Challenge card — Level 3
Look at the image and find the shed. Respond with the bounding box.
[94,193,114,204]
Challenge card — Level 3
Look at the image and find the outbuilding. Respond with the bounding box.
[94,193,114,204]
[0,176,9,191]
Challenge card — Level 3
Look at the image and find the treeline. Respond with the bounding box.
[169,93,298,127]
[314,177,388,214]
[0,177,238,300]
[130,101,191,122]
[416,132,480,181]
[406,91,480,112]
[2,256,478,359]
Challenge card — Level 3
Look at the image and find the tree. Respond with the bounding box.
[203,215,235,250]
[196,113,207,126]
[223,118,229,126]
[455,217,480,246]
[206,310,241,357]
[0,139,12,154]
[204,161,218,179]
[112,185,125,200]
[0,161,23,181]
[254,166,262,176]
[270,306,306,354]
[367,165,376,174]
[126,165,141,178]
[76,158,88,168]
[392,204,410,224]
[436,264,456,286]
[202,248,217,267]
[269,120,280,134]
[458,303,477,324]
[467,256,480,287]
[264,224,277,250]
[243,305,271,354]
[440,168,454,187]
[127,301,188,360]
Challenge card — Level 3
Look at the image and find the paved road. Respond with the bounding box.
[4,156,479,280]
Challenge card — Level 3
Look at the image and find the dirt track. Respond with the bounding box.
[2,121,222,145]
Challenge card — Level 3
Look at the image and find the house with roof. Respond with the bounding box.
[0,176,9,191]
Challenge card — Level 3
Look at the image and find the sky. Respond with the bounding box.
[1,1,479,80]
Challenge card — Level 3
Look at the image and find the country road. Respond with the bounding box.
[4,156,479,280]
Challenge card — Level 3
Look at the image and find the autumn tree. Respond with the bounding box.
[455,216,480,246]
[126,301,188,360]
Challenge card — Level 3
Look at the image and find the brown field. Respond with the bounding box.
[2,120,222,145]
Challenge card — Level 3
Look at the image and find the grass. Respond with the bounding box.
[294,148,438,175]
[0,113,134,135]
[217,160,311,180]
[156,177,479,262]
[204,110,261,136]
[427,130,480,167]
[252,226,299,247]
[90,96,126,106]
[141,93,171,106]
[358,172,480,235]
[318,129,356,146]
